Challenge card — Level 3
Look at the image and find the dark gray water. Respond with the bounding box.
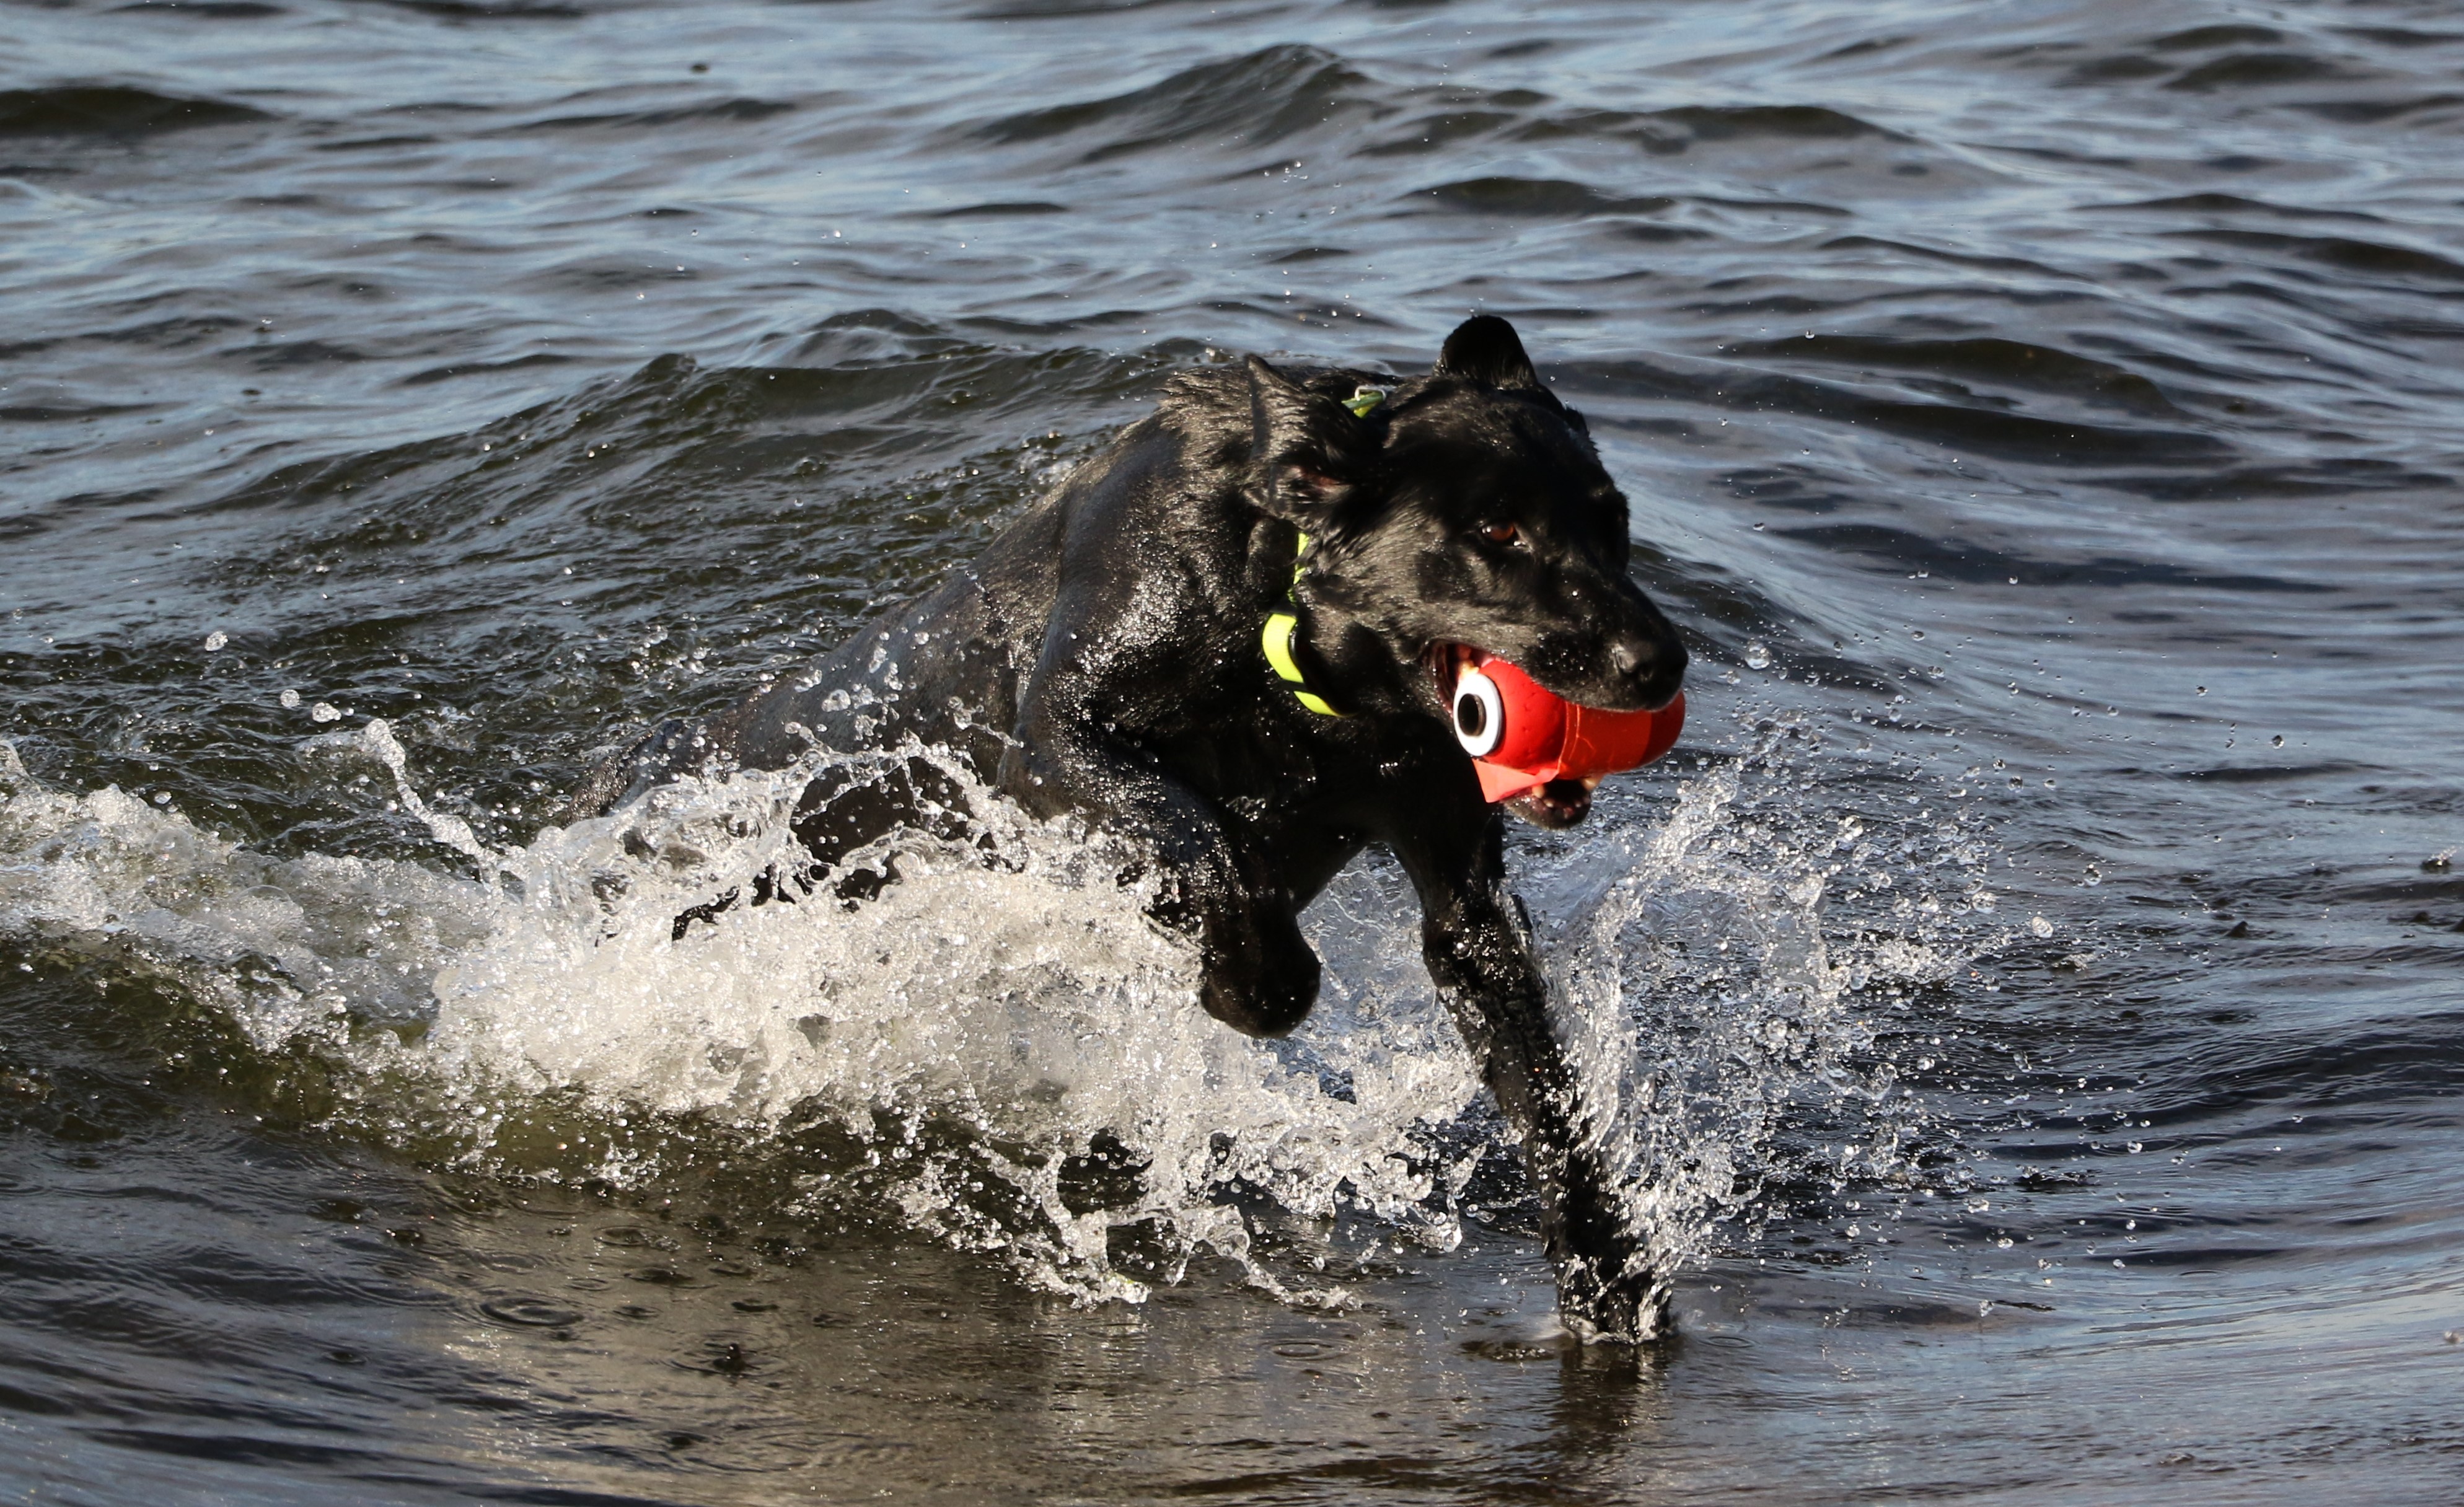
[5,0,2463,1500]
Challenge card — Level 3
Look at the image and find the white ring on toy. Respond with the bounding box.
[1453,669,1505,757]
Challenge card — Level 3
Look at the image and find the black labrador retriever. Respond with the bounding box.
[574,315,1688,1340]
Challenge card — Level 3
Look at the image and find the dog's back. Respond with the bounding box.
[572,359,1388,819]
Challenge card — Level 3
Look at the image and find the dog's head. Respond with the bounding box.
[1249,315,1687,827]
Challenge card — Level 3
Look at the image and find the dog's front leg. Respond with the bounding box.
[1398,819,1660,1342]
[1003,674,1321,1037]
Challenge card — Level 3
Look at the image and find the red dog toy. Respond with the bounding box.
[1448,651,1684,803]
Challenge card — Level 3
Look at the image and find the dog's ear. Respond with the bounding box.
[1247,355,1374,525]
[1436,314,1542,391]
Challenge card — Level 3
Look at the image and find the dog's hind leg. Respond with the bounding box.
[641,754,988,936]
[567,717,717,822]
[1390,809,1660,1343]
[782,754,986,907]
[670,885,742,941]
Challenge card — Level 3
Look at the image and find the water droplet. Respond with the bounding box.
[203,630,227,652]
[2029,916,2054,938]
[1743,640,1771,670]
[279,690,301,709]
[310,701,343,724]
[2271,734,2284,747]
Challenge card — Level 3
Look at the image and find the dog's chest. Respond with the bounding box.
[1146,686,1331,803]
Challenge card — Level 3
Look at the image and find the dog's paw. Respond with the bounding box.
[1198,947,1321,1039]
[1197,910,1321,1039]
[1553,1252,1663,1345]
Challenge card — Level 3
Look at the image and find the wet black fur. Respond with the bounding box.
[574,317,1688,1339]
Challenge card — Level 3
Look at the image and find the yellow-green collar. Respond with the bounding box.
[1261,530,1343,717]
[1261,388,1382,718]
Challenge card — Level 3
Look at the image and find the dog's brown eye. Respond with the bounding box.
[1480,522,1520,545]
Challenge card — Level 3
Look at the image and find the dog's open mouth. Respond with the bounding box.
[1425,641,1495,731]
[1423,641,1468,713]
[1424,642,1596,829]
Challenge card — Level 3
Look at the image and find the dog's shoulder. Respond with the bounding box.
[1148,364,1252,472]
[1151,360,1396,462]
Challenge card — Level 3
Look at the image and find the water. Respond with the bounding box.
[5,0,2462,1499]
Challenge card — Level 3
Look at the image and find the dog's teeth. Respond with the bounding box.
[1580,776,1604,791]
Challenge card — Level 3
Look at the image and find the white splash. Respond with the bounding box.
[1529,712,1984,1317]
[0,704,1978,1311]
[0,737,497,1041]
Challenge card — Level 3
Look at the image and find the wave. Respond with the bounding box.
[1419,177,1674,219]
[1719,335,2185,416]
[965,44,1378,163]
[0,86,272,138]
[1561,354,2233,470]
[1767,521,2333,594]
[2165,229,2464,284]
[2290,91,2464,125]
[2085,193,2384,222]
[509,97,796,134]
[366,0,583,19]
[1645,103,1896,145]
[2165,51,2346,92]
[1362,95,1897,160]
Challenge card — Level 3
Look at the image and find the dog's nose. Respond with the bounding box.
[1608,629,1687,710]
[1609,632,1672,680]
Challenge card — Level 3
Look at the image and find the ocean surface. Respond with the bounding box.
[4,0,2462,1500]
